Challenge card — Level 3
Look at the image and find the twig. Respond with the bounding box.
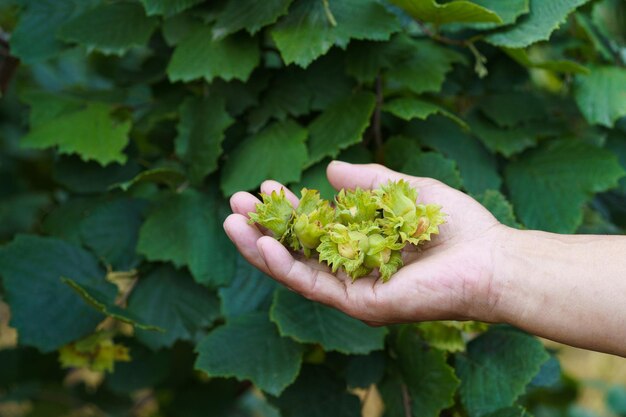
[467,42,488,78]
[401,382,412,417]
[131,390,155,416]
[373,75,384,151]
[414,19,466,47]
[0,36,19,95]
[413,18,489,77]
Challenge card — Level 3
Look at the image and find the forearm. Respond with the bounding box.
[493,228,626,357]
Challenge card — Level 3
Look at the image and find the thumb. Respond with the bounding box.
[326,161,435,192]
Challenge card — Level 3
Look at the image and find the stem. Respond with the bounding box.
[373,75,384,151]
[414,19,489,77]
[401,383,412,417]
[176,180,189,194]
[131,391,156,415]
[0,36,19,95]
[415,18,467,47]
[372,74,385,164]
[467,42,488,78]
[322,0,337,27]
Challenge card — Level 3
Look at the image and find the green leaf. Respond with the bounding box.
[456,327,550,417]
[383,97,467,129]
[591,0,626,43]
[140,0,203,16]
[213,0,293,39]
[577,207,623,235]
[247,69,312,132]
[406,116,502,194]
[245,51,354,131]
[164,379,256,417]
[417,322,466,352]
[105,340,171,394]
[271,0,400,67]
[607,132,626,194]
[42,198,101,245]
[574,11,615,63]
[395,327,460,417]
[195,312,304,396]
[575,66,626,128]
[402,151,463,189]
[220,119,308,195]
[477,92,547,128]
[505,140,625,232]
[162,12,205,46]
[345,351,386,388]
[218,254,277,318]
[137,189,236,287]
[273,365,361,417]
[270,289,387,354]
[80,198,147,271]
[475,190,521,228]
[127,265,220,350]
[503,48,589,74]
[0,193,49,240]
[22,91,83,128]
[61,278,162,331]
[53,156,141,194]
[307,92,376,166]
[345,37,415,83]
[291,162,337,201]
[467,113,537,157]
[168,27,260,83]
[451,0,530,29]
[529,355,561,388]
[390,0,503,26]
[483,406,533,417]
[292,144,372,199]
[303,50,356,111]
[176,96,234,184]
[114,167,187,192]
[21,102,131,166]
[0,235,110,352]
[607,386,626,415]
[209,78,266,118]
[59,2,158,55]
[486,0,590,48]
[9,0,100,63]
[387,38,465,95]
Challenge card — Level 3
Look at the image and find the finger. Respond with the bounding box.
[326,161,438,194]
[230,191,261,217]
[223,213,271,275]
[256,236,353,311]
[261,180,300,207]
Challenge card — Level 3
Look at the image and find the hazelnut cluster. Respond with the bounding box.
[249,180,445,282]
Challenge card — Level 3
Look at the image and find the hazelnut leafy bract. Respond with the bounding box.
[249,180,445,282]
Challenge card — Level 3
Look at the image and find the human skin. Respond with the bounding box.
[224,161,626,357]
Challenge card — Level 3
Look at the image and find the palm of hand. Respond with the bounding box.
[224,162,505,326]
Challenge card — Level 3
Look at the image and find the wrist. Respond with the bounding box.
[481,225,534,325]
[477,226,626,356]
[457,223,522,324]
[487,226,562,328]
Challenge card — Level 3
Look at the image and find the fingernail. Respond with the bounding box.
[331,160,350,166]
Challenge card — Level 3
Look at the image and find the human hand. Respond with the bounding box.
[224,161,509,326]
